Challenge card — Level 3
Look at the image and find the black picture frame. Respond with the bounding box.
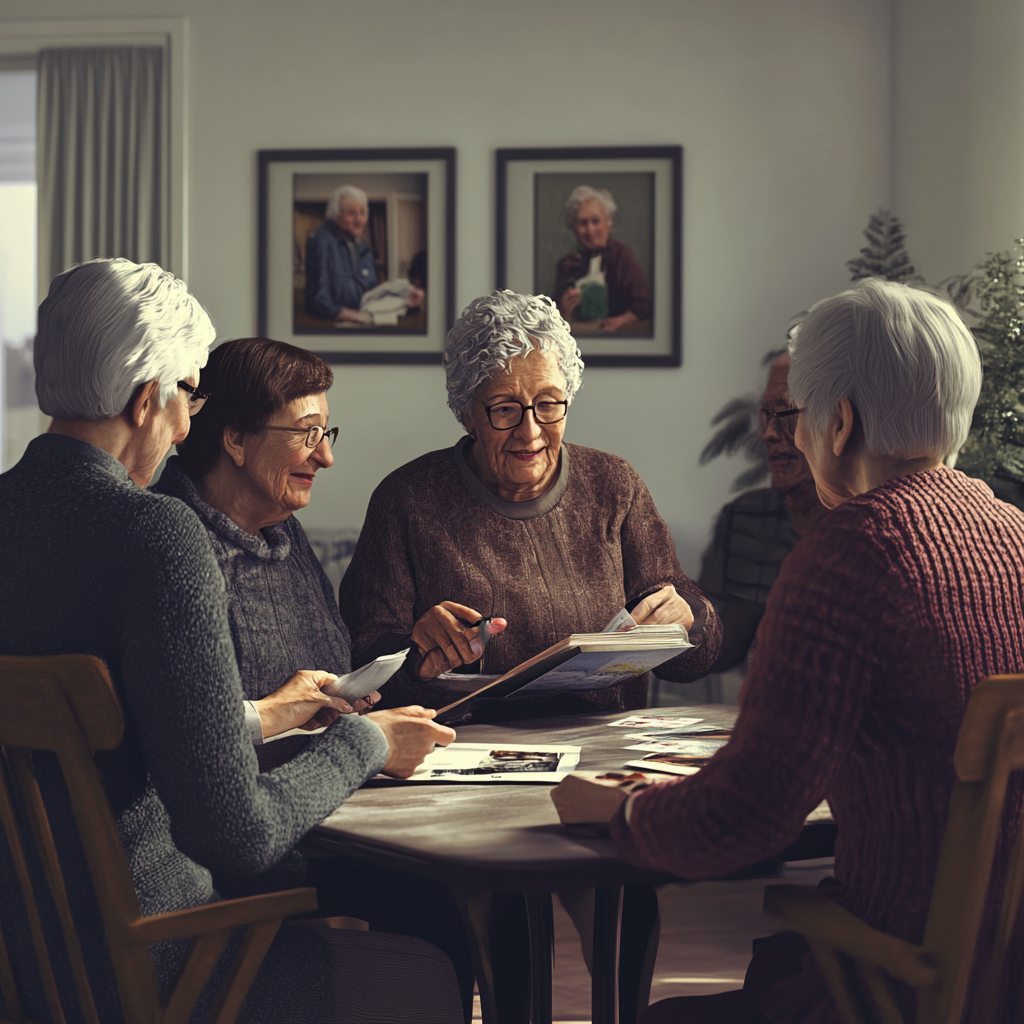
[257,147,456,364]
[496,146,682,367]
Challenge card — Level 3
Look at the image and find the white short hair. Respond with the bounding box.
[326,184,369,221]
[565,186,617,229]
[443,290,584,420]
[35,258,216,420]
[788,278,981,460]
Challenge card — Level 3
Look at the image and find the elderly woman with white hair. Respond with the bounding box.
[555,185,651,333]
[304,183,379,322]
[340,288,721,720]
[0,258,466,1024]
[585,279,1024,1024]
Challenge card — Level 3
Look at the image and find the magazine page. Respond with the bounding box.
[396,742,581,783]
[508,646,688,696]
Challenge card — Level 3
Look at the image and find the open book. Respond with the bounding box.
[435,623,691,722]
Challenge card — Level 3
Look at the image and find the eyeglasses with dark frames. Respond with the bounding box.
[483,400,568,431]
[263,425,340,449]
[177,381,211,416]
[757,406,805,439]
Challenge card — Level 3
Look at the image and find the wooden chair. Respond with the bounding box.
[764,673,1024,1024]
[0,654,318,1024]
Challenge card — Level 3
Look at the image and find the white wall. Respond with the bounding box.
[893,0,1024,284]
[2,0,895,575]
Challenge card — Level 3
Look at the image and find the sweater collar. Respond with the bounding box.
[153,457,292,561]
[21,433,132,482]
[453,435,569,520]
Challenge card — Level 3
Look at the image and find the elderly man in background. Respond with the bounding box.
[0,258,464,1024]
[594,278,1024,1024]
[304,183,379,322]
[698,349,828,673]
[555,184,651,333]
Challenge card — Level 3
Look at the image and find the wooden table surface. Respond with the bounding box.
[308,704,741,890]
[307,704,834,1024]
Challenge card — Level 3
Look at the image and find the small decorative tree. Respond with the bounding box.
[939,241,1024,508]
[845,209,924,285]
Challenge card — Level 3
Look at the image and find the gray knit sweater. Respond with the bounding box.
[0,435,389,1022]
[152,458,352,770]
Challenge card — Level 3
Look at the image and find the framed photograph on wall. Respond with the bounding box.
[258,148,455,364]
[497,146,682,367]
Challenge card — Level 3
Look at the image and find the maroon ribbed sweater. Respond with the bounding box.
[612,468,1024,1022]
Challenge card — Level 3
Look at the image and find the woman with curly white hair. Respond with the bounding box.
[339,289,721,721]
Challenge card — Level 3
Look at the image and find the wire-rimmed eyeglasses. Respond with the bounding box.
[757,407,805,439]
[263,425,340,449]
[177,381,211,416]
[484,400,568,431]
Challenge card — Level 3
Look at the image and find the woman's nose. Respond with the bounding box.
[313,437,334,467]
[514,409,542,439]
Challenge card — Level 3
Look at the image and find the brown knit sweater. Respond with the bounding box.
[339,439,721,720]
[611,468,1024,1022]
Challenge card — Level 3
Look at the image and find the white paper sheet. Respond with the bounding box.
[321,649,410,701]
[397,742,581,783]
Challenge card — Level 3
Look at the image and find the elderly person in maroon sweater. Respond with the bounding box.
[555,185,651,333]
[339,288,720,721]
[575,279,1024,1023]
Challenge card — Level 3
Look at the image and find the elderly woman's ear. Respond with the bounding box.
[222,424,248,467]
[831,398,857,457]
[127,379,162,427]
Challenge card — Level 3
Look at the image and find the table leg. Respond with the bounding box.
[592,884,623,1024]
[525,892,553,1024]
[453,888,498,1024]
[619,884,661,1024]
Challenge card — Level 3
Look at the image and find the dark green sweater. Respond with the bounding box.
[0,434,389,1022]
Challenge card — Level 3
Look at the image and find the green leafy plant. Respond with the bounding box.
[939,241,1024,508]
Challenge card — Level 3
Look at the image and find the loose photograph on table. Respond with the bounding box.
[497,146,681,366]
[400,743,581,783]
[258,148,455,363]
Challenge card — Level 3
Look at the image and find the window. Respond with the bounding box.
[0,69,38,472]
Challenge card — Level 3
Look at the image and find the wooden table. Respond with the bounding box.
[307,705,835,1024]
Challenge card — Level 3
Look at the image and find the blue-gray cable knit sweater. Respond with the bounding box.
[0,435,390,1023]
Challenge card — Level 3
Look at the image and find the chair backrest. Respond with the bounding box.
[0,654,161,1024]
[918,674,1024,1024]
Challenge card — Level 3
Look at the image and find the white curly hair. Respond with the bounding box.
[565,185,617,228]
[443,290,585,420]
[326,184,368,222]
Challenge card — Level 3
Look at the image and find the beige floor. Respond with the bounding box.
[472,858,835,1024]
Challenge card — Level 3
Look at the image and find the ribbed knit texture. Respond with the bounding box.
[612,468,1024,1023]
[153,457,353,772]
[0,435,390,1023]
[339,440,722,720]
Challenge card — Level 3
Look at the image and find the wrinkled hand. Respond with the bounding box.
[369,706,457,779]
[253,670,363,740]
[560,287,582,319]
[411,602,507,680]
[630,585,694,631]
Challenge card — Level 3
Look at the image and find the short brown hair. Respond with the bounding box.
[177,337,333,478]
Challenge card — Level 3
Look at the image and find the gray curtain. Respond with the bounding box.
[37,47,167,285]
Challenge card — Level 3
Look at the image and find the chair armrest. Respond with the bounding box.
[764,885,937,988]
[122,887,319,944]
